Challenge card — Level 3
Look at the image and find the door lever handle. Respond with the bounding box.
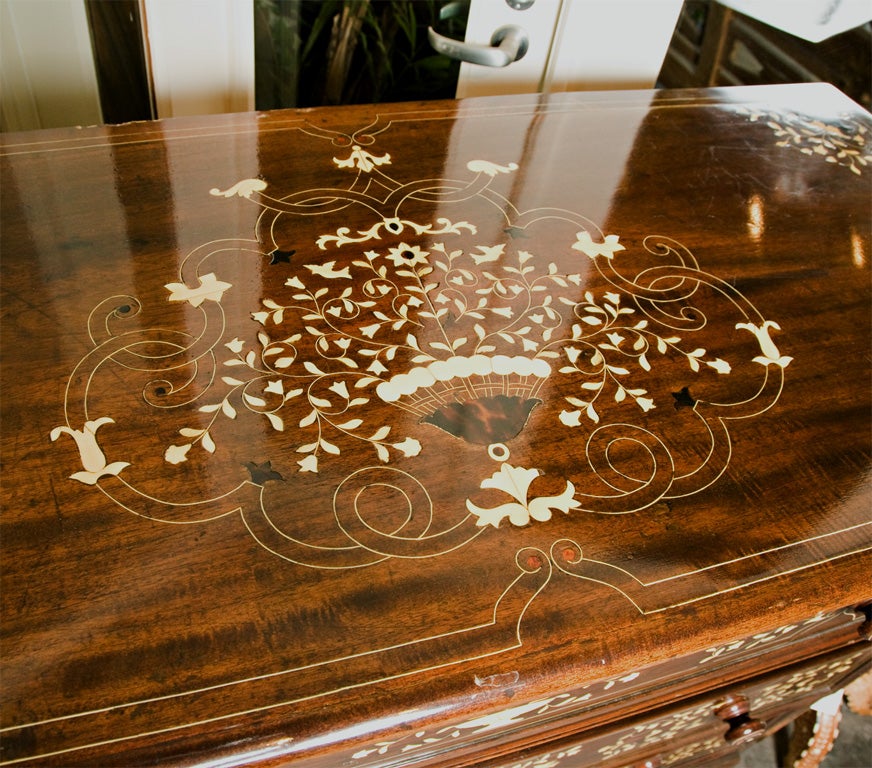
[427,24,529,68]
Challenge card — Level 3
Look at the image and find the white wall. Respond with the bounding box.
[0,0,102,131]
[142,0,254,118]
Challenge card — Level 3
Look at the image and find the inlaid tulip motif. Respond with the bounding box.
[50,418,129,485]
[736,321,794,368]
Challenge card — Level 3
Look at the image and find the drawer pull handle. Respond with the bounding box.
[724,717,767,744]
[714,694,767,745]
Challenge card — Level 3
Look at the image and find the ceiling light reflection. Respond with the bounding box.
[850,229,866,268]
[746,194,765,244]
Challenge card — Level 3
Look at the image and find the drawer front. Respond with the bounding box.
[481,644,869,768]
[480,696,725,768]
[344,608,866,767]
[749,648,870,712]
[339,610,868,768]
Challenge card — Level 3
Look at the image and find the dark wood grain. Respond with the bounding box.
[84,0,153,123]
[1,84,869,767]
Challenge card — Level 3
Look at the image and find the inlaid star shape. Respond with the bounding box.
[671,386,696,411]
[503,226,529,239]
[269,249,295,265]
[244,461,285,485]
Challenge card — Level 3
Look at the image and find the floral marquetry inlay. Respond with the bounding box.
[661,735,726,765]
[752,652,866,711]
[498,744,584,768]
[51,119,796,596]
[9,84,870,768]
[349,668,643,763]
[698,611,840,665]
[742,107,872,175]
[595,700,716,760]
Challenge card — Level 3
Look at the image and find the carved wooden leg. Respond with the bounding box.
[782,695,843,768]
[845,668,872,715]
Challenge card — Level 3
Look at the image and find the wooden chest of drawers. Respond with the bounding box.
[1,83,869,766]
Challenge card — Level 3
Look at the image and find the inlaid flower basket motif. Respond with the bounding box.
[52,122,792,568]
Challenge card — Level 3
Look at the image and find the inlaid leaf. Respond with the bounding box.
[337,419,363,430]
[320,439,340,455]
[165,443,191,464]
[304,361,327,375]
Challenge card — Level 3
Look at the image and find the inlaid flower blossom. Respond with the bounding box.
[165,273,232,307]
[333,145,391,173]
[572,232,625,260]
[466,462,579,528]
[385,243,428,267]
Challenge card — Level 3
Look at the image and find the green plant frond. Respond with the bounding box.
[256,0,465,109]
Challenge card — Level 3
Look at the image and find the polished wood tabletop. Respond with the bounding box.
[1,84,870,767]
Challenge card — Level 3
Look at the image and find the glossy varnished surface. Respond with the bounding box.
[1,84,870,766]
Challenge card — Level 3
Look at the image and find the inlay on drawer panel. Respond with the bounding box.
[480,644,869,768]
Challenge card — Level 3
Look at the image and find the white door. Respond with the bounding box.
[142,0,684,118]
[456,0,683,98]
[0,0,103,131]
